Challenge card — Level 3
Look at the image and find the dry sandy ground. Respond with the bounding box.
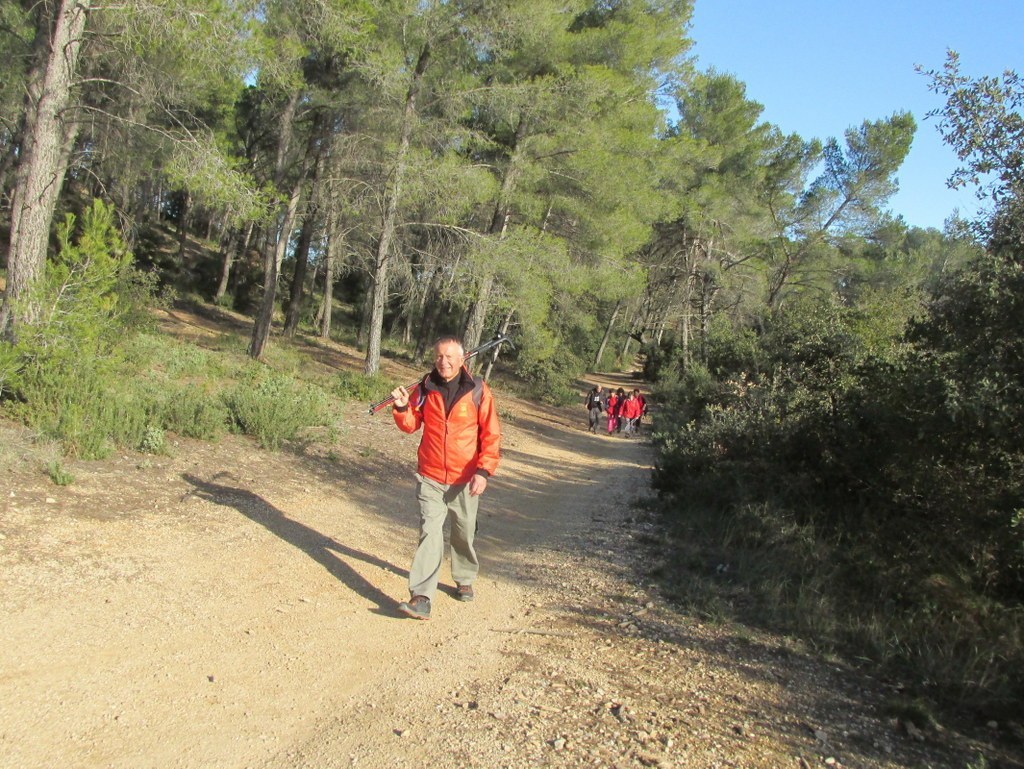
[1,354,1020,768]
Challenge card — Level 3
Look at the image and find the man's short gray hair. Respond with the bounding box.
[434,335,465,355]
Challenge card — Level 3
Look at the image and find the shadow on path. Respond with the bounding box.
[182,472,404,618]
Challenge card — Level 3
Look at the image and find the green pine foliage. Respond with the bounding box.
[1,201,159,457]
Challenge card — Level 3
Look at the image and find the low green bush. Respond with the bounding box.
[138,425,167,455]
[46,459,74,486]
[224,365,330,449]
[158,383,230,440]
[6,332,157,459]
[335,370,392,404]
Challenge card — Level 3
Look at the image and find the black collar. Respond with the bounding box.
[425,367,475,415]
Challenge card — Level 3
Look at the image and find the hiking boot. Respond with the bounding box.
[398,595,431,620]
[456,584,475,602]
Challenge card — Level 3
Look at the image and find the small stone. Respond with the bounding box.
[552,738,566,751]
[394,728,410,737]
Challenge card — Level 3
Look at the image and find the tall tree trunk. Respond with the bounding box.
[249,178,303,359]
[319,214,338,340]
[215,220,254,302]
[155,180,165,222]
[1,0,91,337]
[463,272,494,354]
[248,90,300,359]
[766,246,795,310]
[176,191,191,260]
[415,267,446,360]
[620,304,646,362]
[481,309,514,381]
[681,309,690,372]
[283,210,315,337]
[401,309,413,346]
[213,227,239,299]
[363,43,430,375]
[403,261,435,353]
[697,275,719,366]
[462,117,527,353]
[356,287,373,350]
[594,299,622,370]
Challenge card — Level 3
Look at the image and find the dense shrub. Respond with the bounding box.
[651,276,1024,715]
[158,382,230,441]
[1,201,159,457]
[223,365,330,449]
[335,370,392,404]
[515,352,585,407]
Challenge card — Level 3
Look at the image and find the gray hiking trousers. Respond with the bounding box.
[407,474,479,600]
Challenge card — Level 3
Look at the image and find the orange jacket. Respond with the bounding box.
[393,368,501,485]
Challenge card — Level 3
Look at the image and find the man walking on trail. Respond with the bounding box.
[390,336,502,620]
[584,384,607,433]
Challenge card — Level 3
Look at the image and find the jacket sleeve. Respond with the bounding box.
[476,383,501,476]
[392,382,424,433]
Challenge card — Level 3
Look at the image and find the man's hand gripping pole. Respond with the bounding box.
[367,333,513,415]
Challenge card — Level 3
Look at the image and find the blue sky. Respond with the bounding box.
[686,0,1024,231]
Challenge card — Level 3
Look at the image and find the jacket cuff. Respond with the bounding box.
[394,404,409,412]
[475,469,490,479]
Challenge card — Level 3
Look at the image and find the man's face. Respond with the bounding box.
[434,341,465,381]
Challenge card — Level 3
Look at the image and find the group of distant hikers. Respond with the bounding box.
[584,384,648,437]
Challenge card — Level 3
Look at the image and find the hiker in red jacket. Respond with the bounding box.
[390,336,502,620]
[605,390,619,434]
[632,389,648,433]
[619,390,643,437]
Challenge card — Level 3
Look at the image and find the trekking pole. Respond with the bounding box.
[367,332,513,415]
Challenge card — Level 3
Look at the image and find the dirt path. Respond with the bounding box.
[0,369,1014,769]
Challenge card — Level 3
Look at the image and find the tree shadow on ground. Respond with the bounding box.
[182,472,404,617]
